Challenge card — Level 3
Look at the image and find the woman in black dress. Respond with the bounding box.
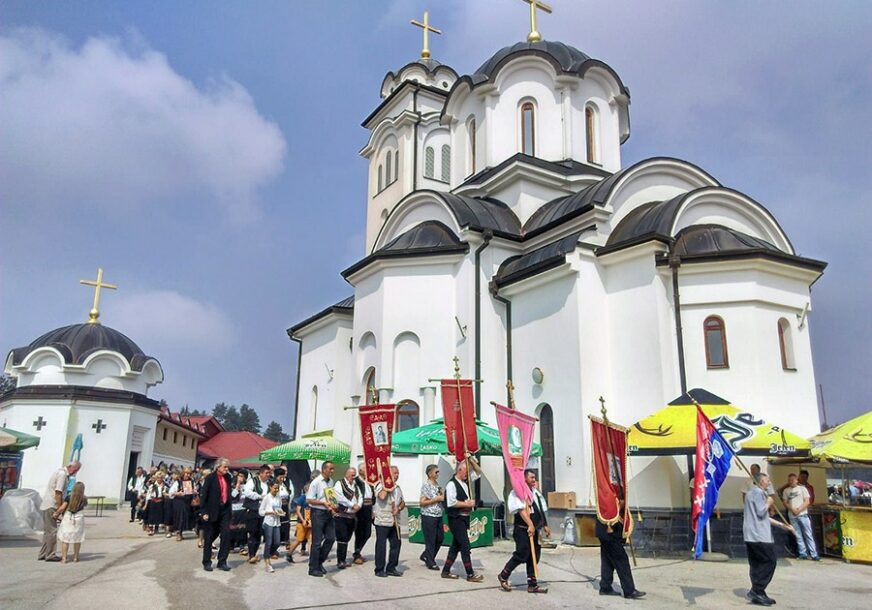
[145,475,166,536]
[162,471,177,537]
[171,468,195,540]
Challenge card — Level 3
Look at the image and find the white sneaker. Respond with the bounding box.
[266,564,274,573]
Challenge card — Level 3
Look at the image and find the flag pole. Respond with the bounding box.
[598,397,637,567]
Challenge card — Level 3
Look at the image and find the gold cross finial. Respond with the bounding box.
[79,267,117,324]
[410,10,442,59]
[521,0,552,43]
[452,355,461,379]
[598,396,609,421]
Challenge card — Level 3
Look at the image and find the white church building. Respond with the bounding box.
[288,29,826,510]
[2,300,164,506]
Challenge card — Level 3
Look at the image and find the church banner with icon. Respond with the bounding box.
[359,404,396,490]
[590,415,633,535]
[440,379,478,462]
[494,402,537,504]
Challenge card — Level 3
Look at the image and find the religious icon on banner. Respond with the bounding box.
[372,423,388,446]
[359,404,396,490]
[494,403,537,503]
[508,425,524,467]
[590,414,632,536]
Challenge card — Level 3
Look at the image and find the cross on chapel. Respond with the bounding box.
[92,419,107,433]
[521,0,552,43]
[80,267,117,324]
[410,10,442,59]
[33,416,46,431]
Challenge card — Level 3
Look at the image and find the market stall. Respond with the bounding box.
[0,427,40,499]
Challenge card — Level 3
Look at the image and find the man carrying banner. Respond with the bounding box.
[306,461,337,577]
[373,465,405,578]
[591,406,645,599]
[441,455,484,582]
[352,461,375,565]
[498,469,550,593]
[744,471,794,606]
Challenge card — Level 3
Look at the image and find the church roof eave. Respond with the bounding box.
[362,80,450,129]
[341,243,470,281]
[287,296,355,338]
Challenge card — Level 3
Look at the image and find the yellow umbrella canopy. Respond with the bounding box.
[810,410,872,464]
[628,388,811,457]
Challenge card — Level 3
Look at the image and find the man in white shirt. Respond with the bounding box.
[242,464,272,563]
[306,461,337,577]
[373,465,405,577]
[781,473,819,561]
[39,461,80,561]
[498,470,551,594]
[127,466,147,522]
[333,466,362,569]
[441,455,484,582]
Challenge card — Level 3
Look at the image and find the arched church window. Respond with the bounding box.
[311,386,319,429]
[521,101,536,156]
[385,152,392,185]
[378,165,384,192]
[585,105,598,164]
[777,318,795,370]
[468,118,477,175]
[441,145,451,182]
[424,146,435,178]
[394,150,399,182]
[364,367,377,404]
[704,316,729,369]
[395,400,420,432]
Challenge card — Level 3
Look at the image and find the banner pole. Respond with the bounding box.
[453,357,473,504]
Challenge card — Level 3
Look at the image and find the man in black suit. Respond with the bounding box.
[200,457,233,572]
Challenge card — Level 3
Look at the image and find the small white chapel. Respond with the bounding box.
[288,6,827,509]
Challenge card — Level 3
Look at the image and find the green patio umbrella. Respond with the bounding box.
[391,418,542,457]
[259,430,351,463]
[0,427,40,451]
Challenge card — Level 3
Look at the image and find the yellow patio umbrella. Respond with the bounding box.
[810,410,872,464]
[628,388,811,457]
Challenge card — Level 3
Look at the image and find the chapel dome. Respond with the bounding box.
[8,323,156,372]
[380,58,458,98]
[474,40,592,79]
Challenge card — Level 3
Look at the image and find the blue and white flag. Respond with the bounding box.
[691,405,735,559]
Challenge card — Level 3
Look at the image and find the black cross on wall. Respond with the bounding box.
[33,416,47,431]
[92,419,107,433]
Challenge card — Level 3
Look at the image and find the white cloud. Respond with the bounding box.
[0,28,286,223]
[106,290,236,352]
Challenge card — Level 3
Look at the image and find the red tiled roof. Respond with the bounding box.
[158,407,207,437]
[188,416,225,438]
[198,431,278,468]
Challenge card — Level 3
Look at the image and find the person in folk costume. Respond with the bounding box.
[498,469,551,594]
[441,454,484,582]
[144,474,166,536]
[352,461,375,564]
[306,461,337,577]
[242,464,273,564]
[333,466,362,569]
[273,467,294,553]
[596,498,645,599]
[169,468,196,541]
[418,463,445,570]
[127,466,147,523]
[162,471,177,537]
[373,465,405,577]
[199,458,233,572]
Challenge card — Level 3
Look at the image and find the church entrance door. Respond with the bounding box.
[127,451,139,482]
[539,404,555,495]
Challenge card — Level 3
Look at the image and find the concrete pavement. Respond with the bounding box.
[1,508,871,609]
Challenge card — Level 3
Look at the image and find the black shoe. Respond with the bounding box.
[203,564,213,572]
[600,588,621,596]
[375,571,388,578]
[309,570,324,577]
[427,564,440,570]
[338,562,348,569]
[319,567,328,576]
[624,590,646,599]
[216,563,231,571]
[764,596,777,605]
[386,569,403,577]
[286,555,295,564]
[419,553,427,563]
[746,592,772,606]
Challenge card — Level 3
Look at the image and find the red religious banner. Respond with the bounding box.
[494,402,537,504]
[359,404,396,490]
[440,379,478,462]
[590,415,633,536]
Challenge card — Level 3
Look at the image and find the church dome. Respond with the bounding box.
[9,323,156,372]
[475,40,591,79]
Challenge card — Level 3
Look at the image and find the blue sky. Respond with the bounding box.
[1,1,870,433]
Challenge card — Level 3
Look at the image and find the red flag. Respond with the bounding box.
[359,404,396,490]
[494,403,537,504]
[590,416,633,535]
[440,379,478,462]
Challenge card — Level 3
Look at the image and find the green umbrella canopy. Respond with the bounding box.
[391,418,542,457]
[259,430,350,463]
[0,427,40,452]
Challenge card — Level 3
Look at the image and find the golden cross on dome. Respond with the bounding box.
[410,10,442,59]
[79,267,117,324]
[522,0,552,43]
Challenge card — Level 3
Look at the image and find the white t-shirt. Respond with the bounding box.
[782,485,810,516]
[446,470,480,508]
[259,493,283,527]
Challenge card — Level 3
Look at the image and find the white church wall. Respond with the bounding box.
[568,77,622,171]
[69,402,134,503]
[0,401,72,495]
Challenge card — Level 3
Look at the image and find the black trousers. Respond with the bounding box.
[246,510,263,556]
[353,505,373,557]
[501,524,541,583]
[334,516,356,563]
[374,524,401,573]
[421,514,444,566]
[443,514,474,575]
[746,541,777,595]
[130,498,139,521]
[309,509,335,572]
[202,507,231,567]
[597,522,635,594]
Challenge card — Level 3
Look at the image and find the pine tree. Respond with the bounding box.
[238,404,261,434]
[223,406,241,431]
[263,421,290,443]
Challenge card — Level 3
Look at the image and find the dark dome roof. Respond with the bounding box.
[475,40,591,79]
[9,323,156,371]
[382,220,464,252]
[441,193,522,238]
[672,224,779,256]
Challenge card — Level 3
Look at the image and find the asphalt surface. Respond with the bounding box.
[2,509,871,609]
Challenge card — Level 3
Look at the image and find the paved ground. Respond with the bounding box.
[2,509,871,610]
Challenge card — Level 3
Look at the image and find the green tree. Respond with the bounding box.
[263,421,290,443]
[212,402,229,423]
[223,406,241,431]
[238,404,261,434]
